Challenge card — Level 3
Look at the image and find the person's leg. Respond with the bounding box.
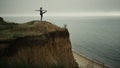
[41,14,43,21]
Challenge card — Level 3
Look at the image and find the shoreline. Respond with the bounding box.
[73,51,110,68]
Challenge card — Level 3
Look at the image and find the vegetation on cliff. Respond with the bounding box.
[0,17,78,68]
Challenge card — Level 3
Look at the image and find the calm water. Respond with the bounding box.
[3,16,120,68]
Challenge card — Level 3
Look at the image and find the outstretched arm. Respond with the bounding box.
[35,10,40,11]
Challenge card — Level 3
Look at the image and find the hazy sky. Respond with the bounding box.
[0,0,120,16]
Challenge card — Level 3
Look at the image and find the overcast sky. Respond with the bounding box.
[0,0,120,16]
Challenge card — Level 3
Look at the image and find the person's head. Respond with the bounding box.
[40,7,42,10]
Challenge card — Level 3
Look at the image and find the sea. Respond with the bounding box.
[2,16,120,68]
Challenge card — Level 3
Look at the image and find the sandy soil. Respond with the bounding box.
[73,52,109,68]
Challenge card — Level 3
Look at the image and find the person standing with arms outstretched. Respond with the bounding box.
[36,7,47,21]
[40,7,47,21]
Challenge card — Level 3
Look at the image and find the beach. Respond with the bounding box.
[73,52,109,68]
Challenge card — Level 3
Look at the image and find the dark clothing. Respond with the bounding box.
[39,8,47,21]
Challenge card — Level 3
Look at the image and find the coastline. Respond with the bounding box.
[73,51,110,68]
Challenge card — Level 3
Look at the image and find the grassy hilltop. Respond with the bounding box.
[0,18,62,40]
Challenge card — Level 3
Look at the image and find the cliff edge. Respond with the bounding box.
[0,19,78,68]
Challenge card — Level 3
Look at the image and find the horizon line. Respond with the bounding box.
[1,12,120,17]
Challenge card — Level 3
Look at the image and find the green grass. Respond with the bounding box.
[0,20,63,40]
[0,22,43,40]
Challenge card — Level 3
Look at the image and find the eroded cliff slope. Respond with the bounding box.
[0,20,78,68]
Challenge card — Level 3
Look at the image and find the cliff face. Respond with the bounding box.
[0,21,78,68]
